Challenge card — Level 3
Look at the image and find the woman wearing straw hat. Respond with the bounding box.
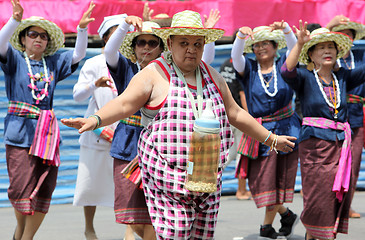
[102,16,166,240]
[0,0,94,239]
[62,10,296,239]
[72,14,135,240]
[231,21,301,239]
[281,20,365,240]
[327,15,365,219]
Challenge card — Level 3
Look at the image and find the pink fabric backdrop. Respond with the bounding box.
[1,0,365,37]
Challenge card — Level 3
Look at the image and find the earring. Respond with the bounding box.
[307,62,314,71]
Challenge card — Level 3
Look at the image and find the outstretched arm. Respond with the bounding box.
[104,16,142,69]
[0,0,23,58]
[286,20,310,71]
[270,20,297,56]
[72,1,96,64]
[231,27,253,76]
[202,9,221,64]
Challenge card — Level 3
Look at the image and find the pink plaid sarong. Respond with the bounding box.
[8,101,60,166]
[302,117,351,202]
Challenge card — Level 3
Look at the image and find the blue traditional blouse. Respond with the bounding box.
[107,52,141,161]
[0,45,77,148]
[238,55,301,156]
[281,61,365,143]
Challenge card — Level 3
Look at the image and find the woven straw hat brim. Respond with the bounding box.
[299,32,353,65]
[120,31,168,62]
[331,22,365,40]
[152,27,225,44]
[244,29,286,53]
[10,17,64,56]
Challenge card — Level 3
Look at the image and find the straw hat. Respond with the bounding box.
[299,28,353,65]
[10,16,64,56]
[331,21,365,40]
[152,10,224,44]
[244,26,286,53]
[120,21,167,63]
[97,14,128,39]
[151,13,172,28]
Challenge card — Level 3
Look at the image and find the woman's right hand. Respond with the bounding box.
[238,26,254,40]
[61,117,97,134]
[125,16,143,32]
[11,0,23,22]
[293,20,310,45]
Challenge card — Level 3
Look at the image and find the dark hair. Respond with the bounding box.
[307,23,322,33]
[131,35,165,51]
[101,25,118,46]
[307,41,338,63]
[349,29,356,40]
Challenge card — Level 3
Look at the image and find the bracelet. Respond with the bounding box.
[236,32,246,40]
[269,134,278,153]
[283,29,292,35]
[263,131,272,144]
[89,114,101,130]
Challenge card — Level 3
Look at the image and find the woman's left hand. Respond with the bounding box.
[78,1,96,29]
[270,20,286,31]
[204,9,221,28]
[275,135,297,153]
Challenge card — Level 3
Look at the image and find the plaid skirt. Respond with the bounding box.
[300,138,352,239]
[6,145,58,215]
[248,150,298,208]
[113,158,151,224]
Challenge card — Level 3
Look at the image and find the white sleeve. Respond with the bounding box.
[283,23,297,57]
[231,32,246,73]
[202,42,215,64]
[71,26,88,65]
[73,59,97,102]
[104,21,130,69]
[0,17,20,58]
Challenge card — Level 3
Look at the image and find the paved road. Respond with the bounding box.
[1,192,364,239]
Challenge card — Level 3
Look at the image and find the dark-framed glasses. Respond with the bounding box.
[26,31,50,41]
[136,39,159,48]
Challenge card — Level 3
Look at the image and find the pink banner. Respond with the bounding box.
[1,0,365,37]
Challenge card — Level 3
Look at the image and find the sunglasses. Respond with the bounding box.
[26,30,50,41]
[135,39,159,48]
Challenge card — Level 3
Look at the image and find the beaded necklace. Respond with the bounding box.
[337,51,354,70]
[314,69,341,119]
[24,52,51,104]
[258,61,278,97]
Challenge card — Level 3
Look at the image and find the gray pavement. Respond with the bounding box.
[0,192,364,240]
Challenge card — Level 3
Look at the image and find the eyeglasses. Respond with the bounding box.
[252,41,271,49]
[26,31,50,41]
[136,39,159,48]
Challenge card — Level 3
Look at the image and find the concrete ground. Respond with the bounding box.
[0,192,364,240]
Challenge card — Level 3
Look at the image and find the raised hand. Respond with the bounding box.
[270,20,286,31]
[326,14,350,30]
[142,2,154,21]
[203,9,221,28]
[125,16,143,32]
[293,20,310,45]
[11,0,23,22]
[95,76,113,88]
[78,1,96,29]
[61,117,97,134]
[238,26,254,40]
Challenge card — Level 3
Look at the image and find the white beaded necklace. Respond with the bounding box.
[24,52,50,103]
[313,69,341,113]
[258,61,278,97]
[337,51,354,69]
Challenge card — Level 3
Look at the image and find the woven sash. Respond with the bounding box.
[302,117,351,202]
[237,102,294,159]
[121,156,142,189]
[346,94,364,104]
[93,126,114,143]
[119,114,142,127]
[8,101,60,166]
